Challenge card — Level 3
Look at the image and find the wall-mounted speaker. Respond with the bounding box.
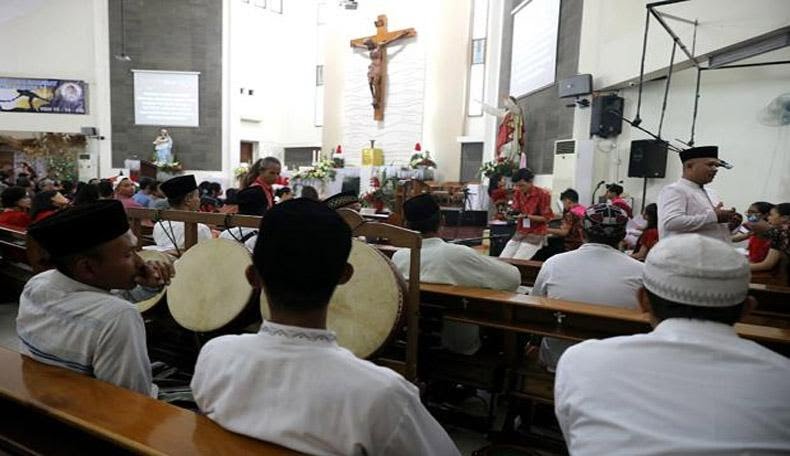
[628,139,668,178]
[590,95,623,138]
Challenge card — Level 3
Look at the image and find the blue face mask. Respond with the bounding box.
[747,214,759,223]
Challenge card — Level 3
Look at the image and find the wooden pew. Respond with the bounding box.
[0,225,33,300]
[419,283,790,357]
[0,347,295,455]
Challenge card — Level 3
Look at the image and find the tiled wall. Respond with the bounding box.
[108,0,223,170]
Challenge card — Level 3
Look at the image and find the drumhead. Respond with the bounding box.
[260,239,405,358]
[135,250,174,313]
[168,239,254,332]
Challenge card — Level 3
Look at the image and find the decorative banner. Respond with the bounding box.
[0,77,87,114]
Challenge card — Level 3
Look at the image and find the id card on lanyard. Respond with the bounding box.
[522,217,531,228]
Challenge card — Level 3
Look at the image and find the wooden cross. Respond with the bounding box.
[350,15,416,121]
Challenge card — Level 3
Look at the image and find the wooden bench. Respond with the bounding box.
[0,347,295,455]
[0,225,33,300]
[419,283,790,356]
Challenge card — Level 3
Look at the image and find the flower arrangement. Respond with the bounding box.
[234,164,250,179]
[360,172,398,212]
[479,156,518,178]
[292,156,337,182]
[408,143,437,169]
[152,159,183,174]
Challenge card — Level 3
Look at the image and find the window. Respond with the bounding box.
[467,0,488,117]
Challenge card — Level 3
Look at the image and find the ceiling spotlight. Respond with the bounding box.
[114,53,132,62]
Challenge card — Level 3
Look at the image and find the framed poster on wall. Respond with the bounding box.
[0,77,87,114]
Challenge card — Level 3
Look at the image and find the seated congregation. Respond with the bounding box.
[2,150,789,455]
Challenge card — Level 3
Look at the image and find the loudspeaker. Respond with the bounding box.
[628,139,668,178]
[558,74,592,98]
[590,95,623,138]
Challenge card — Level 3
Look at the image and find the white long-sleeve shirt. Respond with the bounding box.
[555,318,790,455]
[217,226,258,253]
[152,220,212,251]
[657,178,730,242]
[16,269,156,396]
[192,321,460,456]
[392,237,521,354]
[530,243,643,370]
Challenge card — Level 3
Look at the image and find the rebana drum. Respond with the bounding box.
[260,239,406,359]
[167,239,260,332]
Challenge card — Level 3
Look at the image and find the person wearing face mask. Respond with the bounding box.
[657,146,734,242]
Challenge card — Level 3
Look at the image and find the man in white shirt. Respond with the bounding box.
[18,200,172,396]
[555,234,790,455]
[191,199,459,455]
[153,174,212,253]
[531,203,642,370]
[658,146,734,242]
[392,193,521,354]
[218,186,265,252]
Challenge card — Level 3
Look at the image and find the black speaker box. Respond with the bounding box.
[441,209,488,227]
[590,95,624,138]
[628,139,668,178]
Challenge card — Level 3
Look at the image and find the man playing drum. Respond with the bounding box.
[218,186,267,252]
[18,200,173,396]
[191,199,459,455]
[153,175,213,253]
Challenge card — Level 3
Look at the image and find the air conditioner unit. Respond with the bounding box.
[551,139,594,209]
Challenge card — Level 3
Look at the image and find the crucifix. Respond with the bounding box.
[350,15,416,121]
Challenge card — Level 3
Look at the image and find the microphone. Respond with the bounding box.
[718,159,734,170]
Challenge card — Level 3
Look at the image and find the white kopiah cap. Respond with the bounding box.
[643,234,750,307]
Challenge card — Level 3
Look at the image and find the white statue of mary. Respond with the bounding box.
[153,128,173,163]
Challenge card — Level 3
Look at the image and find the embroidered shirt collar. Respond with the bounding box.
[258,320,338,345]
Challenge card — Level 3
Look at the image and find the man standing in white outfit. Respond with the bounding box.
[657,146,734,242]
[554,234,790,455]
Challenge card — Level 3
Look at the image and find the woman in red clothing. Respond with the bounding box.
[631,203,658,261]
[0,186,32,229]
[243,157,281,215]
[499,168,554,260]
[30,190,69,223]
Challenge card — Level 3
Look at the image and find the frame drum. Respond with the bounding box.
[260,239,405,359]
[135,250,175,314]
[167,239,258,332]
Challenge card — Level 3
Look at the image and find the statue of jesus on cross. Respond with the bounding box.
[351,15,416,121]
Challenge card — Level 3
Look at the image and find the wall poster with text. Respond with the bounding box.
[0,77,87,114]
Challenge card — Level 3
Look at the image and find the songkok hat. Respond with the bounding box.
[403,193,440,223]
[236,186,267,216]
[253,198,351,294]
[679,146,718,163]
[160,175,197,199]
[643,234,750,307]
[324,191,359,210]
[28,200,129,258]
[582,203,628,238]
[605,183,623,195]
